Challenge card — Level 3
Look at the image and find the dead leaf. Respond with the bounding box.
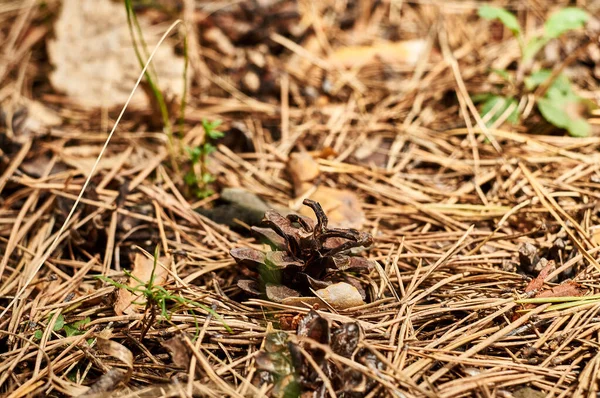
[162,334,192,370]
[525,260,555,293]
[327,40,429,69]
[265,284,301,303]
[78,369,128,398]
[1,99,62,143]
[288,152,320,196]
[315,282,365,310]
[96,337,134,369]
[535,282,583,299]
[47,0,186,108]
[114,253,170,316]
[300,186,365,229]
[78,338,134,397]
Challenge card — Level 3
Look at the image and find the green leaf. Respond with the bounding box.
[207,129,225,140]
[544,8,589,39]
[201,172,215,184]
[478,5,521,36]
[64,317,91,337]
[53,314,65,331]
[34,330,43,340]
[525,70,572,92]
[523,36,548,61]
[471,93,494,104]
[281,378,301,398]
[491,68,512,82]
[525,69,551,90]
[184,171,197,186]
[202,143,216,155]
[186,146,202,164]
[63,324,77,337]
[202,119,223,139]
[565,117,591,137]
[480,95,520,126]
[537,97,591,137]
[196,189,214,199]
[537,97,570,128]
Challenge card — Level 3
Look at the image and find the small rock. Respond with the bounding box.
[315,282,365,310]
[242,71,260,93]
[198,188,293,228]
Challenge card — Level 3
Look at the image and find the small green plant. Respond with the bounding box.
[33,314,91,342]
[96,247,232,338]
[124,0,172,137]
[124,0,194,186]
[184,119,224,199]
[476,6,593,136]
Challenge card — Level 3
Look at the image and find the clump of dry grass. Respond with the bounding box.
[1,0,600,397]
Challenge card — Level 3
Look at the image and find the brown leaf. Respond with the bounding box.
[162,335,192,370]
[265,284,301,303]
[525,260,555,293]
[535,282,583,299]
[300,187,365,229]
[48,0,186,108]
[96,338,134,369]
[114,253,170,316]
[78,368,128,397]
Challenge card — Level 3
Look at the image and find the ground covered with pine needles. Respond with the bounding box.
[1,1,600,397]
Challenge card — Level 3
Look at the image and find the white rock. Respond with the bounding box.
[316,282,365,310]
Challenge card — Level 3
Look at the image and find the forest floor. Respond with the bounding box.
[1,0,600,397]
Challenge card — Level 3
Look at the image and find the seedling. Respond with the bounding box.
[33,314,91,342]
[96,247,232,339]
[476,6,593,136]
[184,119,224,199]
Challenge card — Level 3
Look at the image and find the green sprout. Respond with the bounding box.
[184,119,224,199]
[96,247,232,337]
[33,314,92,344]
